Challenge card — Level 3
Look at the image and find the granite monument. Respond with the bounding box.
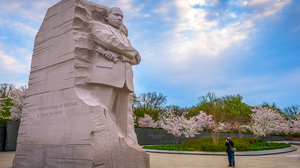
[12,0,149,167]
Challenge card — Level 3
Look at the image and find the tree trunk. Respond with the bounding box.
[269,135,272,143]
[263,136,266,146]
[253,135,258,141]
[175,137,178,148]
[238,128,243,138]
[229,131,235,138]
[211,131,220,146]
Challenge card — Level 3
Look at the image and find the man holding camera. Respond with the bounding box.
[226,137,235,167]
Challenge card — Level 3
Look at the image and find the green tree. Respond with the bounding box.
[205,99,227,146]
[261,102,283,113]
[222,94,252,138]
[165,105,189,116]
[187,92,217,118]
[132,93,140,108]
[0,83,15,97]
[134,106,161,123]
[0,95,14,118]
[0,83,15,119]
[191,92,227,145]
[133,92,167,126]
[283,104,299,120]
[0,83,27,121]
[138,92,167,110]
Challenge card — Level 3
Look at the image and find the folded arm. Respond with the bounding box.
[119,50,141,65]
[91,21,136,59]
[95,46,141,65]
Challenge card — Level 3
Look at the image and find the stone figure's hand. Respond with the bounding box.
[96,47,118,63]
[135,51,141,64]
[103,51,114,61]
[118,55,124,62]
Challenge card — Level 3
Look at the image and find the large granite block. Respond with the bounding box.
[13,0,149,167]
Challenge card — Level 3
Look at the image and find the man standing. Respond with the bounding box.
[226,137,235,167]
[88,7,141,145]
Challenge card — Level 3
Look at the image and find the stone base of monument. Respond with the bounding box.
[12,0,149,167]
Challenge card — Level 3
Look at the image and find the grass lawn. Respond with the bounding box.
[143,137,291,152]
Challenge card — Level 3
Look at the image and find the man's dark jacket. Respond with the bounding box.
[225,140,234,153]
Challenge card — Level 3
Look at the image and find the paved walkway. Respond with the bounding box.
[0,151,15,168]
[144,146,297,156]
[1,145,300,168]
[149,145,300,168]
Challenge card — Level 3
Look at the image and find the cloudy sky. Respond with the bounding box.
[0,0,299,109]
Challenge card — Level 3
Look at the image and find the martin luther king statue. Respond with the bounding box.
[12,0,149,167]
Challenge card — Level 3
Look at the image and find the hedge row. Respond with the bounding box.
[181,137,261,152]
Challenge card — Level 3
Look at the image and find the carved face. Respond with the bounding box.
[107,8,124,29]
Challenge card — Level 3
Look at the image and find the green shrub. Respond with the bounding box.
[250,141,291,151]
[241,137,261,144]
[143,144,194,151]
[234,142,250,151]
[181,137,255,152]
[200,143,225,152]
[143,137,290,152]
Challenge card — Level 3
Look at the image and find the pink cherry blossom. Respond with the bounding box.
[159,109,186,147]
[138,114,157,128]
[246,107,288,145]
[195,111,213,131]
[182,116,199,140]
[290,117,300,134]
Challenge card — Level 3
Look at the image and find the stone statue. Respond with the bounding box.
[12,0,149,167]
[88,7,141,144]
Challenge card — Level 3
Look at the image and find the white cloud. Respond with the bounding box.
[247,0,277,5]
[234,0,292,19]
[0,42,31,74]
[228,13,237,18]
[133,0,294,107]
[159,0,250,66]
[96,0,148,20]
[236,1,248,6]
[153,6,170,14]
[160,0,292,65]
[0,0,59,22]
[176,0,218,7]
[117,0,133,3]
[3,19,38,37]
[253,0,291,19]
[0,50,30,74]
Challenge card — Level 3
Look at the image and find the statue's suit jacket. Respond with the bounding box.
[89,21,139,92]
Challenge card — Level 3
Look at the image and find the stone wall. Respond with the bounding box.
[0,126,288,151]
[284,136,300,141]
[5,121,20,151]
[135,128,285,145]
[0,122,20,151]
[0,125,5,151]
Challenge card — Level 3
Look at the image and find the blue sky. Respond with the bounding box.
[0,0,299,109]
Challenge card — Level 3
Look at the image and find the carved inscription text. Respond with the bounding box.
[27,102,78,118]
